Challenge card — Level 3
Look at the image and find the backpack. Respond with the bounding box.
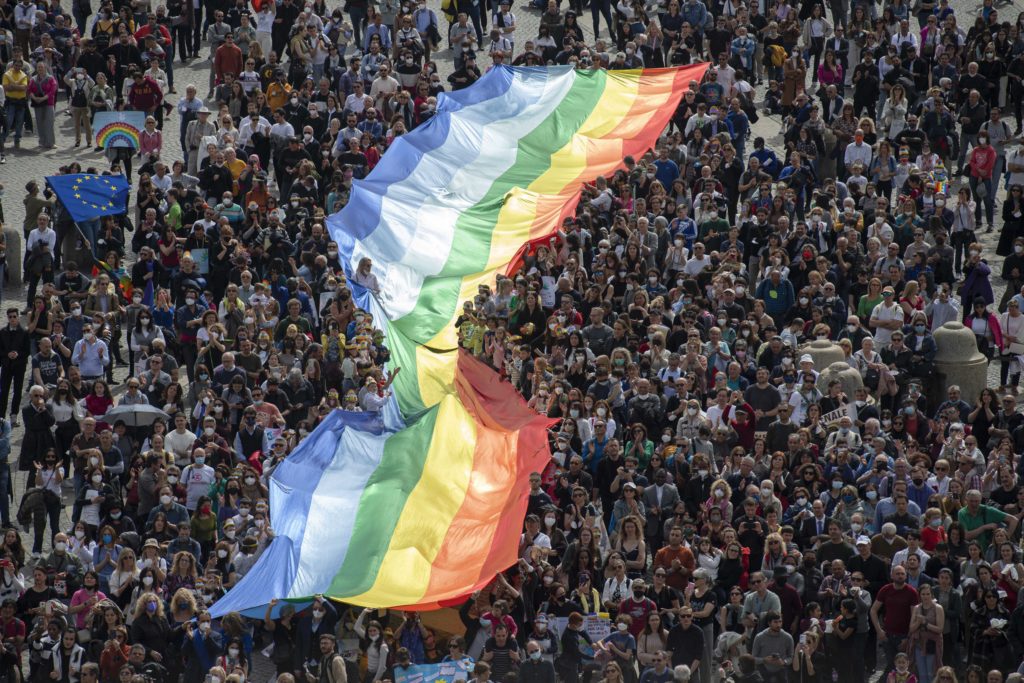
[71,79,89,107]
[768,44,787,67]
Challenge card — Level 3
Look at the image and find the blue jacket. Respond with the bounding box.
[727,110,750,140]
[751,148,781,178]
[680,0,708,31]
[755,277,796,318]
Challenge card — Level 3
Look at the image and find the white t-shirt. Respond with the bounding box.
[870,301,903,346]
[682,255,711,276]
[82,485,104,526]
[181,464,216,510]
[165,429,195,462]
[255,8,275,33]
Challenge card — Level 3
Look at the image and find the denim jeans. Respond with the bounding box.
[915,650,937,683]
[1,101,26,147]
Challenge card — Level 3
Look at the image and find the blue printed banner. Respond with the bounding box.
[395,659,475,683]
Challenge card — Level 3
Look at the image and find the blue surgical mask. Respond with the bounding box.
[102,534,113,544]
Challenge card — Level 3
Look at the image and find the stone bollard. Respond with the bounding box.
[3,227,23,287]
[799,339,847,370]
[816,361,865,399]
[933,322,989,401]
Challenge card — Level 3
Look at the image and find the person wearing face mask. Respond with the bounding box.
[179,450,216,512]
[76,464,115,535]
[103,499,136,537]
[602,615,640,683]
[181,611,224,681]
[523,619,558,667]
[233,407,273,464]
[967,130,998,231]
[36,532,85,601]
[173,287,206,382]
[146,484,191,527]
[295,598,339,667]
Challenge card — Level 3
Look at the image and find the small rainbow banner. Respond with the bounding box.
[92,111,146,150]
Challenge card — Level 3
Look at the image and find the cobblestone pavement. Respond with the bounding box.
[1,0,1022,677]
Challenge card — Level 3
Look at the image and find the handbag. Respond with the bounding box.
[976,181,989,200]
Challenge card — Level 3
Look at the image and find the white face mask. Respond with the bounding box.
[218,549,228,558]
[91,475,103,484]
[56,542,67,552]
[160,494,173,505]
[204,427,215,436]
[167,476,178,484]
[245,476,257,485]
[75,530,85,539]
[544,516,556,526]
[143,576,154,586]
[229,648,240,657]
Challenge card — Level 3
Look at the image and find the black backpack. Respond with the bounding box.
[71,78,89,107]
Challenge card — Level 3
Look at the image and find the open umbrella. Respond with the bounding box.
[101,404,171,428]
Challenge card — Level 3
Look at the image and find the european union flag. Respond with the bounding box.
[45,174,130,223]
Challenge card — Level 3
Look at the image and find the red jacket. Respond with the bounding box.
[127,76,163,112]
[969,144,998,179]
[134,23,172,46]
[214,43,243,80]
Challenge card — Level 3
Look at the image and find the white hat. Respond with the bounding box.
[856,535,871,545]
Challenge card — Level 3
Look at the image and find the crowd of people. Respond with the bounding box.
[4,0,1024,681]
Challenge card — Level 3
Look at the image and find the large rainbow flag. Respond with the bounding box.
[214,65,702,613]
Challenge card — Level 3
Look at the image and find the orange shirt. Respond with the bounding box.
[653,544,696,590]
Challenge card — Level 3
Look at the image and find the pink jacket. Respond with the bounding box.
[27,74,58,106]
[139,128,162,157]
[817,63,844,87]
